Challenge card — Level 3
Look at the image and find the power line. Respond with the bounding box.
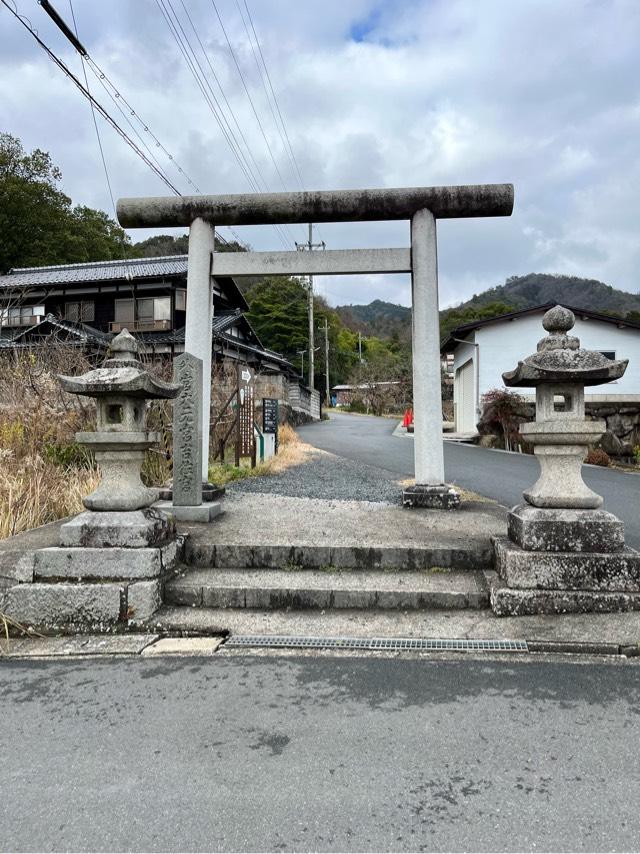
[237,0,302,191]
[171,0,296,249]
[154,0,292,249]
[2,0,182,195]
[84,56,203,194]
[209,0,293,197]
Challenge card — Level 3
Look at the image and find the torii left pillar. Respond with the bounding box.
[184,216,215,481]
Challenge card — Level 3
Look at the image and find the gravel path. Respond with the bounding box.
[227,448,402,504]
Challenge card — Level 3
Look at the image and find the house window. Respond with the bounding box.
[175,289,186,311]
[2,306,45,327]
[113,297,171,330]
[65,301,94,323]
[599,350,616,361]
[115,299,135,325]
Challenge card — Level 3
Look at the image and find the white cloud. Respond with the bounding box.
[1,0,639,306]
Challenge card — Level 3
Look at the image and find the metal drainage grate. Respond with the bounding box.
[225,635,528,652]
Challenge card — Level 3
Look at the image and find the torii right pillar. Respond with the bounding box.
[403,207,460,510]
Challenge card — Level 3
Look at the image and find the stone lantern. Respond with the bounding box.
[58,329,180,511]
[490,305,640,615]
[2,331,185,633]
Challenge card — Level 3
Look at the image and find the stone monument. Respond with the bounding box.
[2,330,183,631]
[490,305,640,615]
[155,352,224,522]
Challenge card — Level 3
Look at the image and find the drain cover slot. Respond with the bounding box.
[225,635,528,652]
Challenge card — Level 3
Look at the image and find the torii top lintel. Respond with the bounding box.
[116,183,514,229]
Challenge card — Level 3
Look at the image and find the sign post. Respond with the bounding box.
[262,398,279,454]
[236,364,255,466]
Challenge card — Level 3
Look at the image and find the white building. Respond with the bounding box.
[441,303,640,433]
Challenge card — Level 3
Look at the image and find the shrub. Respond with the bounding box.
[586,448,611,467]
[480,388,527,451]
[346,397,367,414]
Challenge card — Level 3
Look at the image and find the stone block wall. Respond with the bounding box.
[478,396,640,459]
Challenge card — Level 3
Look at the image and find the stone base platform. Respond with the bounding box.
[508,504,624,553]
[156,500,224,523]
[59,509,175,549]
[493,536,640,592]
[488,570,640,617]
[2,577,164,632]
[402,483,461,510]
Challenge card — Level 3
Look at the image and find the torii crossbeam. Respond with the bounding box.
[117,183,514,508]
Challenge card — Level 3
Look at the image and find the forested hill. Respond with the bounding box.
[336,274,640,343]
[455,273,640,317]
[335,299,411,340]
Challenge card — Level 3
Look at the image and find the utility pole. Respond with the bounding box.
[358,331,363,362]
[323,316,330,404]
[296,223,325,390]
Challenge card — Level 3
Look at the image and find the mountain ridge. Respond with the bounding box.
[334,273,640,340]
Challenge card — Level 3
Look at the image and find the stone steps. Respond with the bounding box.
[183,541,492,572]
[165,567,489,611]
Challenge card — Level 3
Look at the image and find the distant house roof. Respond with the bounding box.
[1,255,189,288]
[3,313,111,348]
[0,254,249,312]
[332,382,400,391]
[441,302,640,354]
[0,309,294,370]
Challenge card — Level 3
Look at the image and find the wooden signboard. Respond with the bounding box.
[236,364,255,463]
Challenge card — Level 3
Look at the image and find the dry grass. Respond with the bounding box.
[208,422,315,486]
[0,346,101,540]
[0,452,100,540]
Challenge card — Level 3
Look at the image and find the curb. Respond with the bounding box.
[2,632,639,659]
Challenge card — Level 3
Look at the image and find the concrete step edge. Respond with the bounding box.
[164,570,489,611]
[183,542,493,571]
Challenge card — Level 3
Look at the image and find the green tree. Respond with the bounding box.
[440,300,515,340]
[0,132,130,273]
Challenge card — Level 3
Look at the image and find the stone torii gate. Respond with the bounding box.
[117,183,514,508]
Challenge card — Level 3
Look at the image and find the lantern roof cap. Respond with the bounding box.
[503,305,628,387]
[58,329,180,399]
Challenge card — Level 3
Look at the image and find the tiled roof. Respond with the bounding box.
[1,314,110,347]
[0,256,189,288]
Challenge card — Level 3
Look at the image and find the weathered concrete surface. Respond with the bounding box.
[2,582,123,629]
[117,183,515,228]
[59,509,175,549]
[494,537,640,592]
[165,568,489,610]
[33,541,179,580]
[210,247,411,277]
[141,636,223,656]
[149,603,640,649]
[2,579,162,631]
[181,492,505,570]
[0,520,60,587]
[402,483,461,509]
[489,571,640,617]
[156,500,223,523]
[508,504,625,553]
[0,633,159,658]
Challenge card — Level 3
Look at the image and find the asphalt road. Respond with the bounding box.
[3,654,640,852]
[298,412,640,549]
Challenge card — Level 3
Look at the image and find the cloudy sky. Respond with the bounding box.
[1,0,639,308]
